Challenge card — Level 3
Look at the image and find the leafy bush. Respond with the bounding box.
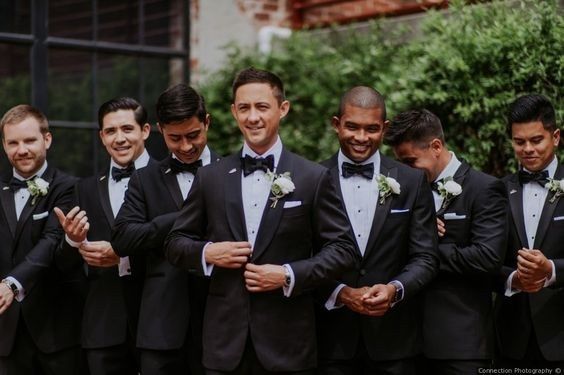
[200,0,563,176]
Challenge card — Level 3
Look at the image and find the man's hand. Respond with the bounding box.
[204,241,252,269]
[361,284,397,316]
[0,282,15,315]
[54,206,89,244]
[337,286,372,315]
[511,272,545,293]
[437,217,446,238]
[78,241,120,267]
[244,263,285,292]
[517,248,552,285]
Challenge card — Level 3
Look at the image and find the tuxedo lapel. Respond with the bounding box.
[161,156,184,209]
[507,175,528,247]
[0,176,16,237]
[363,156,396,258]
[436,162,470,216]
[534,164,564,249]
[15,167,55,240]
[251,149,293,262]
[224,154,247,242]
[97,172,115,226]
[327,155,345,204]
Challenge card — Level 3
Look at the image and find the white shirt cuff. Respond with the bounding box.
[202,242,214,276]
[5,276,25,302]
[282,264,295,297]
[118,256,132,277]
[544,260,556,287]
[325,283,346,310]
[65,234,85,248]
[505,270,521,297]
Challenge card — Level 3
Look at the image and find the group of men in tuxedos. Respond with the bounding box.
[0,67,562,375]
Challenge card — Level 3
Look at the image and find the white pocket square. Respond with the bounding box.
[229,168,237,174]
[33,211,49,220]
[553,216,564,221]
[283,201,302,208]
[390,209,409,214]
[444,213,466,220]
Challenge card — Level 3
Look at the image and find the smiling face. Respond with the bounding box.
[332,104,388,163]
[99,109,150,167]
[511,121,559,172]
[231,82,289,155]
[393,140,444,182]
[2,116,52,178]
[159,115,210,164]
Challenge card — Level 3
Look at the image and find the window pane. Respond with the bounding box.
[48,127,102,177]
[49,0,93,40]
[97,54,140,106]
[0,0,31,34]
[0,43,31,115]
[144,0,185,48]
[98,0,139,44]
[48,49,93,122]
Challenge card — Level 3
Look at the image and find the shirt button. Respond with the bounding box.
[533,214,536,217]
[358,209,361,213]
[357,234,361,237]
[252,230,255,234]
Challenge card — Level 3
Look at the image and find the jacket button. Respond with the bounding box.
[359,269,366,276]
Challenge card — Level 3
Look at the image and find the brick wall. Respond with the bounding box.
[235,0,292,27]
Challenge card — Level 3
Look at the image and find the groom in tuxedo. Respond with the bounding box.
[112,84,219,375]
[386,109,508,374]
[315,87,438,375]
[495,94,564,369]
[0,105,81,374]
[55,97,152,375]
[165,67,357,374]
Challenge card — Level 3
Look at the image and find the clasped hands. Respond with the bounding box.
[204,241,285,292]
[54,206,120,267]
[512,248,552,293]
[337,284,396,317]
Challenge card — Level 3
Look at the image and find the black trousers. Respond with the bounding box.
[418,357,492,375]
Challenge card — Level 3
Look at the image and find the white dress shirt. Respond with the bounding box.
[431,152,462,212]
[505,156,557,296]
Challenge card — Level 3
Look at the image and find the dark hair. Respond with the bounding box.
[507,94,556,136]
[97,97,147,130]
[385,109,445,147]
[1,104,49,138]
[232,67,285,104]
[337,86,386,120]
[156,83,207,126]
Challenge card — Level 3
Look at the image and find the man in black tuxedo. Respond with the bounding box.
[0,105,81,374]
[112,84,218,375]
[315,87,438,375]
[495,94,564,369]
[164,67,357,375]
[54,97,152,375]
[386,109,508,374]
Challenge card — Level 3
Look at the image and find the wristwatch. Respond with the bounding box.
[1,279,19,297]
[282,265,291,288]
[389,280,404,303]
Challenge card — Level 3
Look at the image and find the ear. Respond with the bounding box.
[43,132,52,150]
[279,100,290,119]
[331,116,341,133]
[553,129,560,146]
[157,123,163,135]
[230,103,237,120]
[204,113,211,131]
[429,138,443,157]
[142,123,151,140]
[382,119,390,135]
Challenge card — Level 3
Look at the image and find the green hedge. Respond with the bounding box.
[200,0,563,176]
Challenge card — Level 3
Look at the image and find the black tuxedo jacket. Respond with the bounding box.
[495,164,564,361]
[112,153,219,351]
[316,154,438,361]
[0,166,81,355]
[164,148,357,372]
[58,159,156,349]
[422,162,507,359]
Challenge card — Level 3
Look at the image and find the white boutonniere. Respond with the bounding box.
[27,177,49,205]
[376,174,401,205]
[545,178,564,203]
[266,171,295,208]
[436,177,462,210]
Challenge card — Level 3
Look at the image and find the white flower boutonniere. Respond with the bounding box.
[436,177,462,210]
[27,177,49,205]
[545,178,564,203]
[267,171,295,208]
[376,174,401,205]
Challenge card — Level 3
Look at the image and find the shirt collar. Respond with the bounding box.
[109,148,150,175]
[522,156,558,179]
[434,151,462,183]
[171,145,211,167]
[337,149,381,178]
[13,161,48,181]
[242,136,283,170]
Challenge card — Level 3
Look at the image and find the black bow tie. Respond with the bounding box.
[241,154,275,177]
[430,181,440,193]
[169,158,202,175]
[518,170,549,187]
[9,177,30,192]
[341,162,374,180]
[111,164,135,182]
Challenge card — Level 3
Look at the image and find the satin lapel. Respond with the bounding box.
[363,157,396,258]
[15,167,55,240]
[534,164,564,249]
[251,149,293,262]
[436,162,470,216]
[507,176,528,247]
[224,154,247,242]
[161,157,183,209]
[97,172,114,226]
[0,176,16,237]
